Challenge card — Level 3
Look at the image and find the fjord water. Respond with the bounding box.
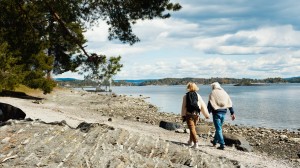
[111,84,300,131]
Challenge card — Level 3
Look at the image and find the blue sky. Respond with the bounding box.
[55,0,300,80]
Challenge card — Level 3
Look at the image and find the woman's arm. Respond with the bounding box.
[197,94,210,119]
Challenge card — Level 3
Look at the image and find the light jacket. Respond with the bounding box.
[181,93,210,118]
[207,101,235,115]
[209,88,233,110]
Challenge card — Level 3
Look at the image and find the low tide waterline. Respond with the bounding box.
[84,84,300,131]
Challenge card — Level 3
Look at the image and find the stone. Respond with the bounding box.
[1,137,11,144]
[123,116,132,120]
[289,138,300,143]
[279,135,288,141]
[223,133,253,152]
[297,153,300,158]
[195,124,211,135]
[0,120,238,167]
[0,103,26,122]
[175,129,185,133]
[32,100,43,104]
[76,122,98,133]
[159,121,181,131]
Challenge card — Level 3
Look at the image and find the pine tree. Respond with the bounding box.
[0,0,181,93]
[0,42,24,91]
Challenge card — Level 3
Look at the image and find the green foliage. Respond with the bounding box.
[0,42,24,91]
[80,54,107,81]
[0,0,181,93]
[80,54,123,91]
[104,56,123,79]
[285,77,300,83]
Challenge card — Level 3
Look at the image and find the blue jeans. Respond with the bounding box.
[212,113,225,147]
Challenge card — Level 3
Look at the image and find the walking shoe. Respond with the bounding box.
[192,142,199,149]
[210,140,216,147]
[217,146,225,150]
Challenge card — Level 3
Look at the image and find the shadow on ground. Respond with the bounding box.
[0,90,43,100]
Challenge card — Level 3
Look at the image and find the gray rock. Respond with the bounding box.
[223,133,253,152]
[279,135,288,141]
[0,103,26,122]
[76,122,99,133]
[123,116,132,120]
[159,121,181,131]
[0,120,237,168]
[175,129,185,133]
[289,138,300,143]
[195,124,211,135]
[1,137,11,144]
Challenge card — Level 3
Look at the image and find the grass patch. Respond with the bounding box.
[14,85,43,96]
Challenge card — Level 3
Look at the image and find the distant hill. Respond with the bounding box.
[116,77,298,86]
[54,78,80,81]
[114,79,155,85]
[284,76,300,83]
[54,76,300,87]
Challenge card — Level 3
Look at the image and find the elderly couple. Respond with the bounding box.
[181,82,236,150]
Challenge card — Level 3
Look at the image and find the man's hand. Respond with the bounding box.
[231,114,236,121]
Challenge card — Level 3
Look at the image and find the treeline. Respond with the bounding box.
[114,77,300,86]
[138,77,288,86]
[57,77,299,88]
[285,77,300,83]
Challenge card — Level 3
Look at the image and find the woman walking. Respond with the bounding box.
[181,82,210,149]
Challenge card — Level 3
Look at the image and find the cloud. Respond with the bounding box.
[115,52,299,80]
[194,25,300,55]
[57,0,300,80]
[53,71,84,80]
[116,61,175,79]
[249,55,300,73]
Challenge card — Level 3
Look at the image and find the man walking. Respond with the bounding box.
[208,82,235,150]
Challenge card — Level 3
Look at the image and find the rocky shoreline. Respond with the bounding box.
[100,92,300,162]
[0,88,299,167]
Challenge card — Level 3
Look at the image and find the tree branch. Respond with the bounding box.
[45,2,91,58]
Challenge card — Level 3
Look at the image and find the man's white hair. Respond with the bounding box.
[211,82,222,90]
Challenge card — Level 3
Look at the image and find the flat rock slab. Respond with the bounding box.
[0,120,237,168]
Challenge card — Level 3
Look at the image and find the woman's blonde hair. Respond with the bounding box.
[186,82,199,92]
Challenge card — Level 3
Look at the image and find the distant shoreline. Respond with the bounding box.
[233,83,271,86]
[55,76,300,87]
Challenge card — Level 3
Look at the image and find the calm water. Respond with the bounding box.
[109,84,300,131]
